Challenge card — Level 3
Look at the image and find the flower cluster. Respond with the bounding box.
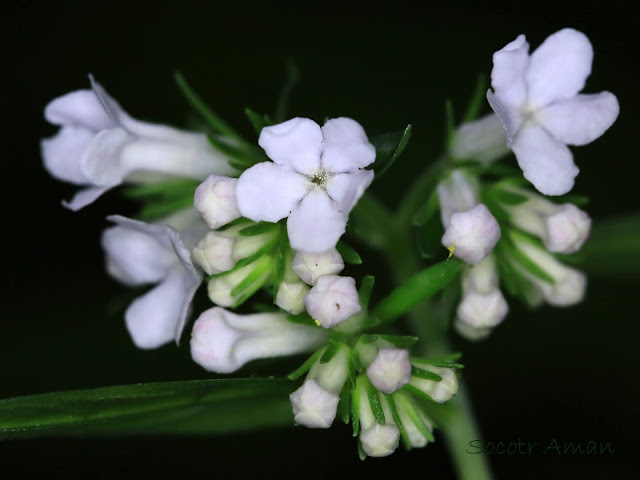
[39,26,618,459]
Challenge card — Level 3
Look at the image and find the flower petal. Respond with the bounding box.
[320,117,376,172]
[41,126,94,184]
[486,90,522,144]
[62,186,112,211]
[526,28,593,107]
[125,268,196,349]
[80,127,132,186]
[325,169,374,213]
[44,89,115,131]
[258,117,323,174]
[490,34,530,108]
[288,191,348,253]
[512,125,579,196]
[236,162,308,222]
[107,215,203,345]
[101,226,176,287]
[537,92,619,146]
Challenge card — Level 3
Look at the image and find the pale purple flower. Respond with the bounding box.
[236,117,375,253]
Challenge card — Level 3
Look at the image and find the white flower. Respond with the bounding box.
[41,76,234,210]
[289,379,339,429]
[487,28,619,195]
[190,307,327,373]
[303,275,362,328]
[236,117,375,253]
[441,204,501,265]
[505,193,591,254]
[366,348,412,394]
[276,281,310,314]
[450,113,510,163]
[101,215,204,349]
[194,175,241,229]
[291,248,345,285]
[409,362,459,403]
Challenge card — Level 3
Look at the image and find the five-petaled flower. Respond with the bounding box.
[236,117,376,253]
[487,28,619,195]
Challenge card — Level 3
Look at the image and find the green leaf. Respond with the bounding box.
[245,107,274,136]
[490,188,529,206]
[551,194,590,207]
[374,259,464,325]
[122,179,201,200]
[462,74,487,123]
[369,124,413,178]
[0,378,293,439]
[445,99,455,150]
[578,214,640,277]
[206,133,254,166]
[174,71,243,141]
[412,190,439,227]
[415,213,445,259]
[358,275,375,309]
[336,240,362,264]
[285,312,316,327]
[288,349,323,380]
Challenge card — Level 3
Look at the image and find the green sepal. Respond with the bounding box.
[396,392,435,442]
[137,197,196,221]
[360,334,418,348]
[287,348,324,381]
[338,382,352,425]
[336,240,362,264]
[358,275,375,309]
[216,217,253,232]
[411,366,443,382]
[245,107,274,136]
[503,231,556,284]
[174,71,243,141]
[319,339,342,364]
[386,394,411,450]
[351,383,361,437]
[285,312,316,327]
[358,440,367,461]
[364,378,386,425]
[237,222,278,237]
[552,193,590,207]
[401,383,437,404]
[489,187,529,206]
[369,124,412,178]
[122,179,201,200]
[230,258,272,296]
[416,213,445,259]
[207,238,278,280]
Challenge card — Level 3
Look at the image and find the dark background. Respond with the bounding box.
[2,1,638,478]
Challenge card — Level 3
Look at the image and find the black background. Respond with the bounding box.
[2,1,639,478]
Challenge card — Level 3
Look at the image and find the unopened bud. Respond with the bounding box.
[543,204,591,254]
[276,281,310,314]
[289,379,339,429]
[292,248,345,285]
[366,348,412,394]
[193,232,235,275]
[194,175,241,229]
[441,204,501,265]
[450,113,510,164]
[437,170,480,228]
[457,289,508,329]
[304,275,361,328]
[409,362,459,403]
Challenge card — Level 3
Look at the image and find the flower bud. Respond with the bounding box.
[194,174,241,229]
[291,248,344,285]
[461,255,499,294]
[512,233,587,306]
[276,281,310,314]
[356,377,400,457]
[457,289,508,329]
[290,343,350,429]
[454,318,493,341]
[441,204,501,265]
[304,275,361,328]
[449,113,510,164]
[193,232,235,275]
[409,361,459,403]
[206,257,271,307]
[437,170,480,228]
[289,379,340,429]
[366,348,412,394]
[191,307,327,373]
[543,204,591,254]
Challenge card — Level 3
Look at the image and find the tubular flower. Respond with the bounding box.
[41,76,234,210]
[236,117,375,253]
[487,28,619,195]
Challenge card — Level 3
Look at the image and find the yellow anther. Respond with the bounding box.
[447,242,456,259]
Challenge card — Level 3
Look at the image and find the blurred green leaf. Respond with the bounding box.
[245,107,274,136]
[274,60,300,123]
[0,378,294,439]
[358,275,375,308]
[369,124,412,178]
[578,214,640,277]
[336,240,363,264]
[374,259,463,325]
[461,74,487,123]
